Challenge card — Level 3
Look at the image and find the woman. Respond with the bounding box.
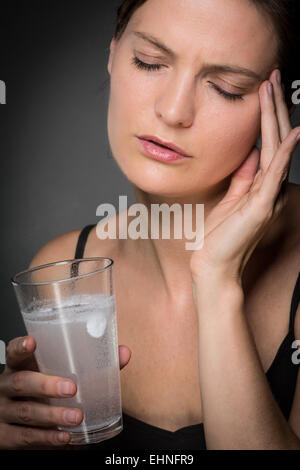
[1,0,300,450]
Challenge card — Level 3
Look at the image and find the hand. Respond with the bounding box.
[0,335,131,449]
[190,68,300,284]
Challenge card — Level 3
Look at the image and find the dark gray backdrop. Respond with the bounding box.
[0,0,299,371]
[0,0,135,364]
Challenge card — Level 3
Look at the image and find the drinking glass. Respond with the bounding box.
[11,257,123,445]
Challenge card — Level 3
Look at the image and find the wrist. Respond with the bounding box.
[191,270,244,310]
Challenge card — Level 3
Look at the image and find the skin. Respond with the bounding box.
[189,72,300,282]
[106,0,284,298]
[0,0,299,449]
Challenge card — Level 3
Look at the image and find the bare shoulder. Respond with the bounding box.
[284,186,300,438]
[285,183,300,338]
[28,228,83,269]
[28,222,121,271]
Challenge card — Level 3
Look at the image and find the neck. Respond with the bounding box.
[129,177,231,303]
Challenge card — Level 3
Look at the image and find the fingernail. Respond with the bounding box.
[22,339,27,351]
[276,69,281,85]
[64,409,80,424]
[268,81,273,96]
[57,432,69,443]
[296,133,300,142]
[58,381,75,396]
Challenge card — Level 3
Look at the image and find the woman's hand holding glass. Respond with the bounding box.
[0,335,131,449]
[190,68,300,285]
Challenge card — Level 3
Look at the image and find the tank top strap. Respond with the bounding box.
[288,271,300,335]
[70,224,96,278]
[74,224,97,259]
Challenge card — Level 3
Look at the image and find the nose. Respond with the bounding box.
[154,72,196,127]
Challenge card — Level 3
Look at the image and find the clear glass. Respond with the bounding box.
[11,257,123,445]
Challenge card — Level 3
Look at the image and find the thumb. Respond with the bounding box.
[119,345,132,370]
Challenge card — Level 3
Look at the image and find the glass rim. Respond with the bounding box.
[11,257,114,287]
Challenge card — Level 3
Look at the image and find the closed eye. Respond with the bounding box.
[207,82,244,101]
[131,56,244,102]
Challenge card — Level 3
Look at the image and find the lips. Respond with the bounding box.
[137,137,190,163]
[138,135,191,158]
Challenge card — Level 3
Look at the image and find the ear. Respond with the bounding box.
[107,38,117,76]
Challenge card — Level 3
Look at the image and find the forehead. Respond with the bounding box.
[126,0,278,75]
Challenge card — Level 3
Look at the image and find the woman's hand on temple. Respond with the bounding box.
[0,335,131,449]
[190,68,300,285]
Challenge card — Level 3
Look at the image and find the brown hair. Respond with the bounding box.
[112,0,299,110]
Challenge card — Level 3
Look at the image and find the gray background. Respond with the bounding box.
[0,0,136,359]
[0,0,299,368]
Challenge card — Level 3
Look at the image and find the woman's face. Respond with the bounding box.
[107,0,278,198]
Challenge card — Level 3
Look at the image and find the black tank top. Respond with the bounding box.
[71,223,300,450]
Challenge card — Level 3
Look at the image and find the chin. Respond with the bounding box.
[124,170,205,198]
[111,141,213,198]
[115,159,186,196]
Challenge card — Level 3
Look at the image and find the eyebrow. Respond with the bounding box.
[132,31,263,81]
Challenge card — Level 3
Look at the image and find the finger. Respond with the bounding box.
[5,336,38,371]
[119,345,131,370]
[269,69,292,141]
[0,423,70,449]
[258,64,299,211]
[259,79,281,172]
[221,146,260,203]
[0,370,77,399]
[259,127,300,207]
[0,400,83,429]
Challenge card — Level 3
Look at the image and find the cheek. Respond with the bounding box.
[107,57,262,194]
[201,98,260,177]
[107,66,147,153]
[109,62,147,122]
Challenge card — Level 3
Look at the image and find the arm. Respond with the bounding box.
[192,275,300,450]
[189,69,300,450]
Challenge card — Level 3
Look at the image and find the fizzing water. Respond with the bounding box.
[23,294,122,438]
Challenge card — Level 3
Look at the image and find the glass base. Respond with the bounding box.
[66,415,123,445]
